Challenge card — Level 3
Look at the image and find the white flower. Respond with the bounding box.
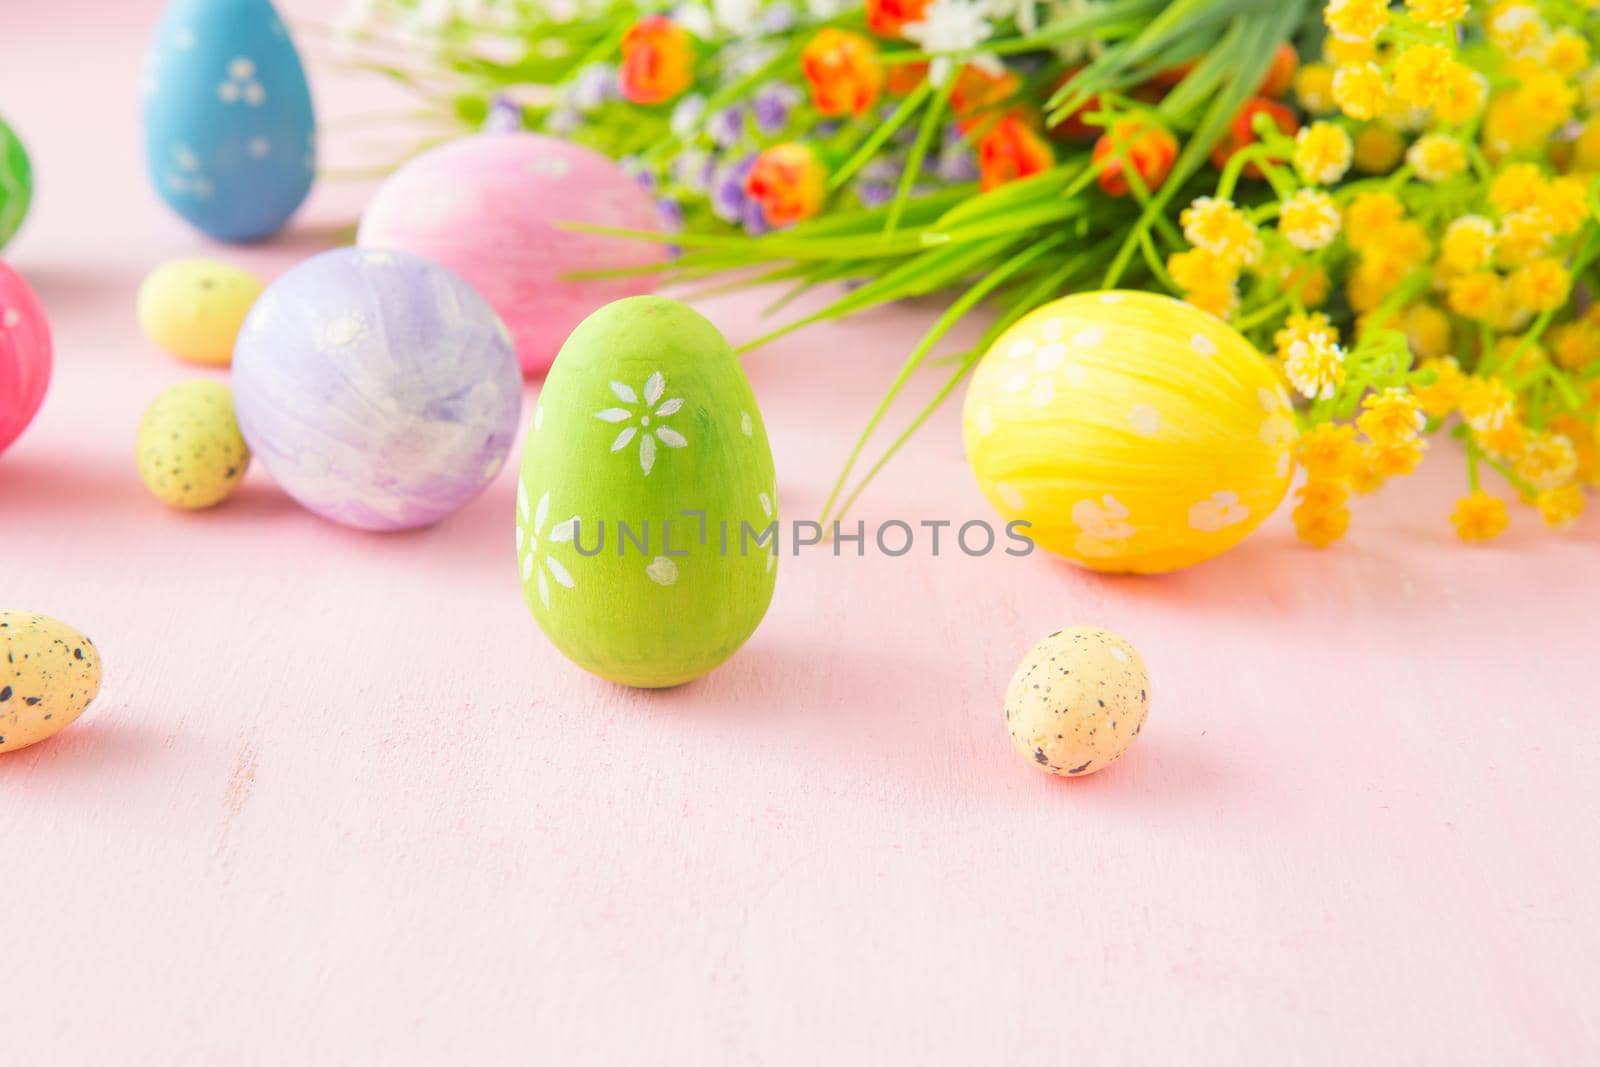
[1043,0,1106,63]
[594,372,688,476]
[987,0,1038,35]
[713,0,762,36]
[673,2,716,37]
[517,485,579,609]
[902,0,996,86]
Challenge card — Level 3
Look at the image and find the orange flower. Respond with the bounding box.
[801,29,884,117]
[1258,42,1300,98]
[865,0,930,38]
[1047,67,1107,141]
[744,144,827,228]
[1211,97,1299,177]
[886,61,929,95]
[619,16,694,105]
[1148,59,1197,89]
[978,115,1054,192]
[1092,119,1179,197]
[950,64,1022,133]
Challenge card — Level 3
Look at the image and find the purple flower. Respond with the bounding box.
[671,149,714,192]
[861,157,902,183]
[656,196,685,231]
[710,106,746,148]
[482,94,523,133]
[670,94,707,139]
[762,3,796,33]
[855,181,895,208]
[657,197,686,257]
[626,161,657,194]
[753,84,800,135]
[570,64,618,111]
[712,155,756,224]
[547,107,580,136]
[741,197,769,235]
[937,145,980,183]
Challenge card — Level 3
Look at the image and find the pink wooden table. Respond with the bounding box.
[4,3,1597,1063]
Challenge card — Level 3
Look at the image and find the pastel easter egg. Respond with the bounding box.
[0,114,31,250]
[963,291,1296,574]
[0,611,103,755]
[232,248,521,531]
[357,133,668,377]
[0,259,50,458]
[142,0,315,241]
[1004,627,1149,777]
[519,296,777,688]
[137,259,265,366]
[137,379,252,509]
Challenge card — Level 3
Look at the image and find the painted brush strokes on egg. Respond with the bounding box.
[141,0,314,242]
[231,248,521,532]
[0,260,50,457]
[0,115,31,250]
[357,133,668,376]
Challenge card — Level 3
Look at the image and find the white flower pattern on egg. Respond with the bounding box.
[1187,491,1249,532]
[217,57,266,106]
[517,484,579,609]
[595,371,688,476]
[526,155,572,179]
[1128,403,1161,437]
[1071,495,1135,558]
[1257,386,1297,477]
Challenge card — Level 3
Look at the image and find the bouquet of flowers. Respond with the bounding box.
[335,0,1600,544]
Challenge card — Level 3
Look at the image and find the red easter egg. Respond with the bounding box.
[0,259,50,456]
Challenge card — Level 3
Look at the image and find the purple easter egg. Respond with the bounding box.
[0,259,51,458]
[232,248,521,531]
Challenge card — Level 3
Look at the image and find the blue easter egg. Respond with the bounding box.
[141,0,315,242]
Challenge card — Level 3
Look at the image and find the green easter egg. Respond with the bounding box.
[519,296,778,689]
[0,115,31,250]
[137,379,251,509]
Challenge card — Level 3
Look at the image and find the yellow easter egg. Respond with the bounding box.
[137,380,251,509]
[963,291,1296,574]
[1005,627,1149,777]
[136,259,264,366]
[1,611,103,755]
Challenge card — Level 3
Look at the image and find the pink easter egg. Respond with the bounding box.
[0,259,50,457]
[357,133,669,377]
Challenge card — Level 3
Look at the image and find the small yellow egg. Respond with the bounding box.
[963,291,1296,574]
[137,380,251,509]
[1,611,103,754]
[1004,627,1148,777]
[136,258,264,366]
